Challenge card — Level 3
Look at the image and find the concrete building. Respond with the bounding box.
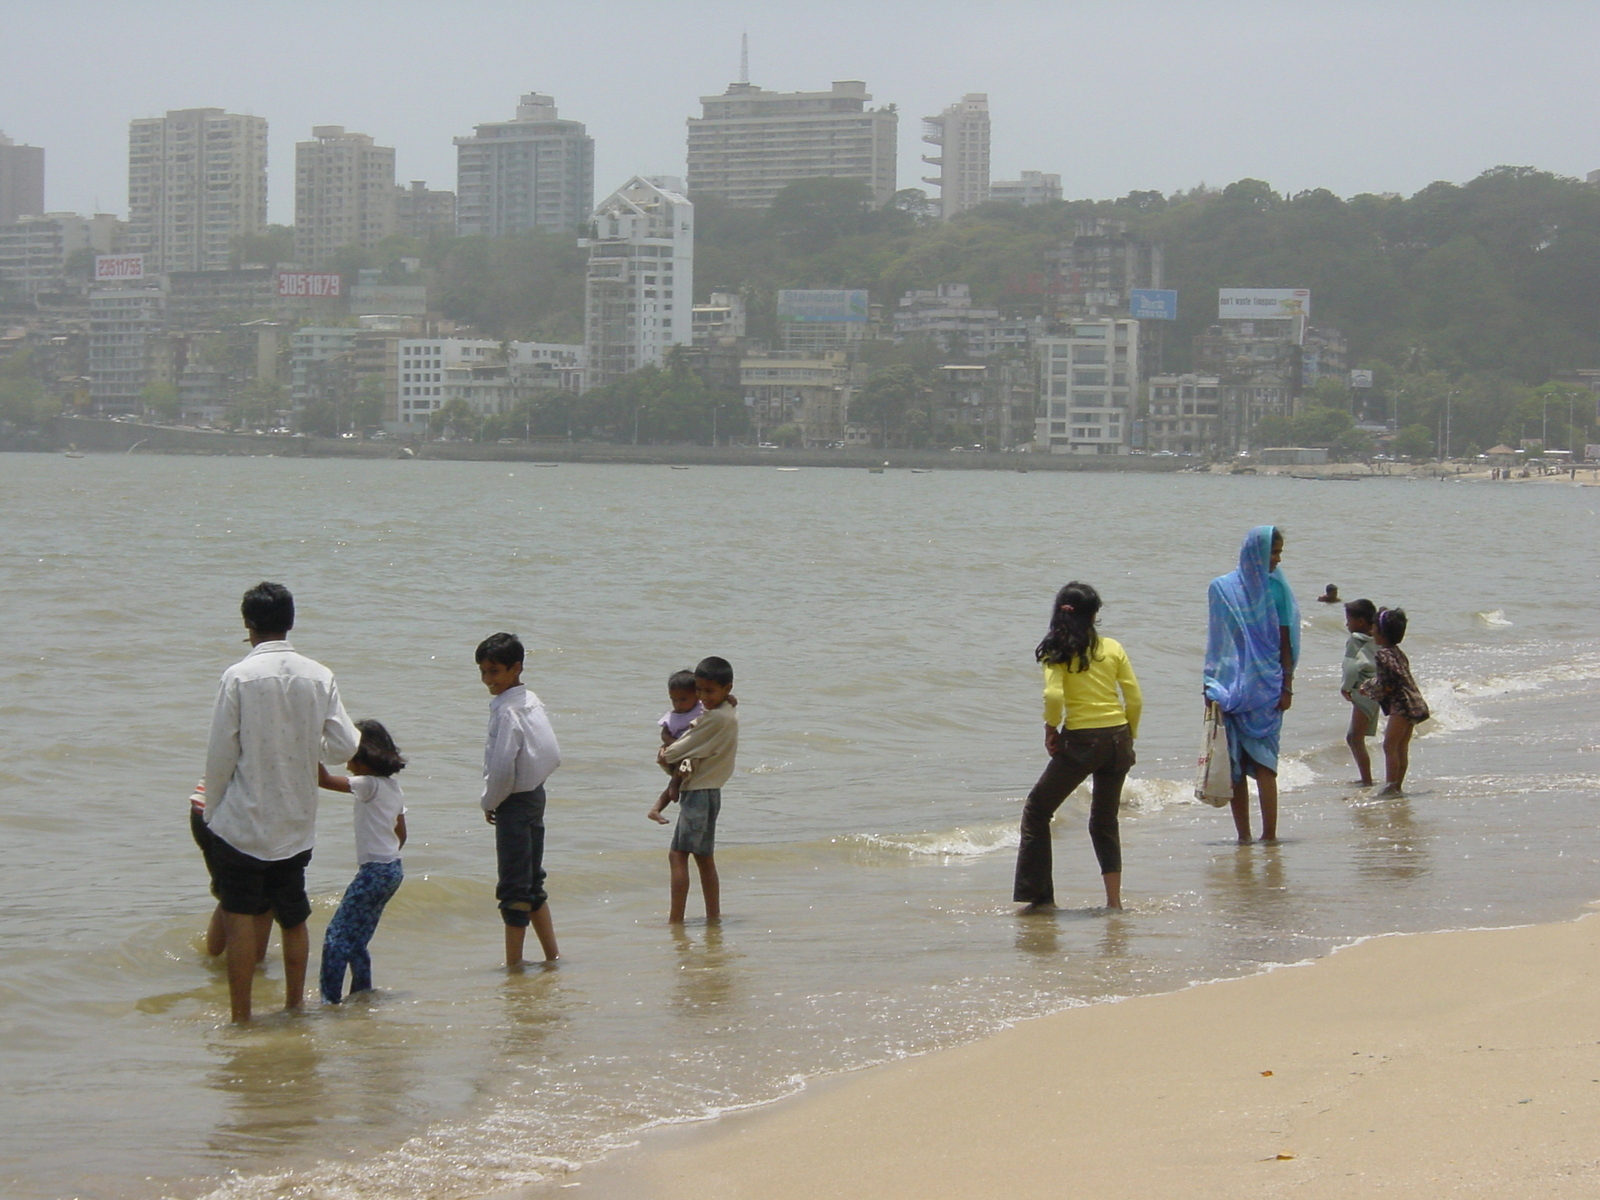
[692,291,746,344]
[350,266,428,317]
[165,267,277,330]
[583,176,693,389]
[294,126,396,263]
[1144,374,1221,454]
[1034,318,1140,455]
[921,94,990,221]
[88,284,168,413]
[454,93,594,237]
[687,80,898,209]
[740,349,861,445]
[0,213,118,300]
[289,326,361,405]
[1048,218,1163,319]
[930,359,1036,448]
[127,109,268,274]
[394,180,456,239]
[989,171,1062,207]
[0,132,45,223]
[893,284,1033,358]
[396,336,582,428]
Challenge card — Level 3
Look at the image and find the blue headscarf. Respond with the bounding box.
[1204,525,1300,721]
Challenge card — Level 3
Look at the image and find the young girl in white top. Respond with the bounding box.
[316,719,407,1004]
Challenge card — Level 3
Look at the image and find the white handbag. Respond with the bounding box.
[1195,702,1233,806]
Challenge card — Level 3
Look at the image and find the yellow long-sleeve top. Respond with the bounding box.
[1041,636,1142,738]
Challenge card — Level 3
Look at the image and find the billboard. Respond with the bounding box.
[777,289,869,324]
[1129,288,1177,321]
[1349,369,1374,388]
[276,271,343,299]
[1218,288,1310,320]
[94,254,145,282]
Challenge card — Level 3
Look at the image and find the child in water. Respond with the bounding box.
[1366,608,1430,797]
[651,670,703,815]
[1340,599,1380,787]
[316,719,408,1003]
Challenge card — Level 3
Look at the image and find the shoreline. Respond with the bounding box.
[553,909,1600,1199]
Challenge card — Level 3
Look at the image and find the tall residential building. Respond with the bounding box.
[0,132,46,223]
[89,284,168,413]
[990,171,1062,207]
[1048,218,1164,319]
[921,94,989,221]
[454,93,594,237]
[0,212,117,299]
[687,80,898,209]
[394,180,456,239]
[1034,318,1140,455]
[127,108,268,274]
[583,176,694,389]
[294,126,396,263]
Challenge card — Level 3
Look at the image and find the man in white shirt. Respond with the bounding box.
[202,582,358,1022]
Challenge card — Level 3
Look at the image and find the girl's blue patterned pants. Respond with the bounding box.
[320,859,403,1003]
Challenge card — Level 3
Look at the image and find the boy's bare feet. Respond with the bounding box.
[1376,783,1405,798]
[647,808,670,824]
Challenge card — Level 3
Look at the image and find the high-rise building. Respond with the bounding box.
[394,180,456,239]
[583,176,694,389]
[0,212,118,299]
[687,80,898,209]
[454,93,594,237]
[1034,318,1140,455]
[921,94,989,221]
[89,284,168,413]
[294,126,396,263]
[990,171,1062,207]
[0,132,45,224]
[1048,218,1164,319]
[127,109,268,274]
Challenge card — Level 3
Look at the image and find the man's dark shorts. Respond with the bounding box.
[189,808,222,901]
[193,819,314,928]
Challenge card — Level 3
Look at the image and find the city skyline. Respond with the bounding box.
[4,0,1598,226]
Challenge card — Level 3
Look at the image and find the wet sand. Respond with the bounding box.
[570,910,1600,1199]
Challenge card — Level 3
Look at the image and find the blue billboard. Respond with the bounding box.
[777,289,870,323]
[1129,289,1178,321]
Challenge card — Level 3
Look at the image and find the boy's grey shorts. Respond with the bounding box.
[671,788,721,856]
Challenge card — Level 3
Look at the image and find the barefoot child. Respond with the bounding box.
[316,720,407,1003]
[650,670,702,815]
[650,657,738,924]
[1367,607,1429,796]
[476,632,561,966]
[1340,599,1380,786]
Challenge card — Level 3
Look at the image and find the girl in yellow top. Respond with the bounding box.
[1013,581,1142,911]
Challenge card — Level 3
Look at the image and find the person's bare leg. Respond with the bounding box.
[504,922,526,967]
[1381,715,1413,795]
[205,904,227,957]
[529,904,559,962]
[223,911,258,1023]
[1257,768,1279,841]
[252,912,272,963]
[1229,774,1252,843]
[667,850,691,924]
[1347,710,1373,785]
[280,922,308,1011]
[1101,871,1122,910]
[694,854,720,921]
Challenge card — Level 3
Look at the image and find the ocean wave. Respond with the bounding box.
[849,821,1020,858]
[1475,609,1514,627]
[1444,653,1600,699]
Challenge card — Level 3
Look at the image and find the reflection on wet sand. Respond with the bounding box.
[1349,795,1432,883]
[671,924,740,1019]
[207,1021,326,1157]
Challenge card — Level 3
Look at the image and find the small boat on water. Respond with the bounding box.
[910,468,932,474]
[776,467,800,472]
[670,465,691,470]
[63,444,84,458]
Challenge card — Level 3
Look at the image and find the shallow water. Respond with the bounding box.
[2,453,1597,1200]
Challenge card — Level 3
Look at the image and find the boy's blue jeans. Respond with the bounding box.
[320,859,403,1003]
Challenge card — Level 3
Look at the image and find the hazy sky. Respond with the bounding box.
[5,0,1598,225]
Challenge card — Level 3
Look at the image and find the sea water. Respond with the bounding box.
[2,453,1597,1200]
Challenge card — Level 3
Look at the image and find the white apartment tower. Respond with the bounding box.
[127,109,267,274]
[583,176,694,389]
[1034,318,1141,455]
[454,93,594,237]
[686,80,898,209]
[294,126,396,263]
[922,94,990,221]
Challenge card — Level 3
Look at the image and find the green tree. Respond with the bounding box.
[1391,424,1435,458]
[0,374,54,427]
[849,364,927,447]
[767,177,875,254]
[141,382,181,422]
[429,398,477,440]
[230,225,294,268]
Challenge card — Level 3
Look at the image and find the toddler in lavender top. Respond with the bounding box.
[652,670,702,812]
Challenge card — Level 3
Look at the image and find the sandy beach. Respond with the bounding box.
[574,909,1600,1199]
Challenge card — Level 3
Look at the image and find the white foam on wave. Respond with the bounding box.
[1475,609,1514,627]
[852,821,1020,858]
[1121,775,1196,813]
[1445,653,1600,699]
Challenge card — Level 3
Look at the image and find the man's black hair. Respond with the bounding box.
[667,669,697,692]
[1345,597,1378,622]
[475,631,524,667]
[694,655,733,687]
[241,581,294,636]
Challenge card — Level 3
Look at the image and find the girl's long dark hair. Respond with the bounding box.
[1035,581,1103,671]
[353,718,407,777]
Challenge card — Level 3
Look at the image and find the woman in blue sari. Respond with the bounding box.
[1204,526,1300,843]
